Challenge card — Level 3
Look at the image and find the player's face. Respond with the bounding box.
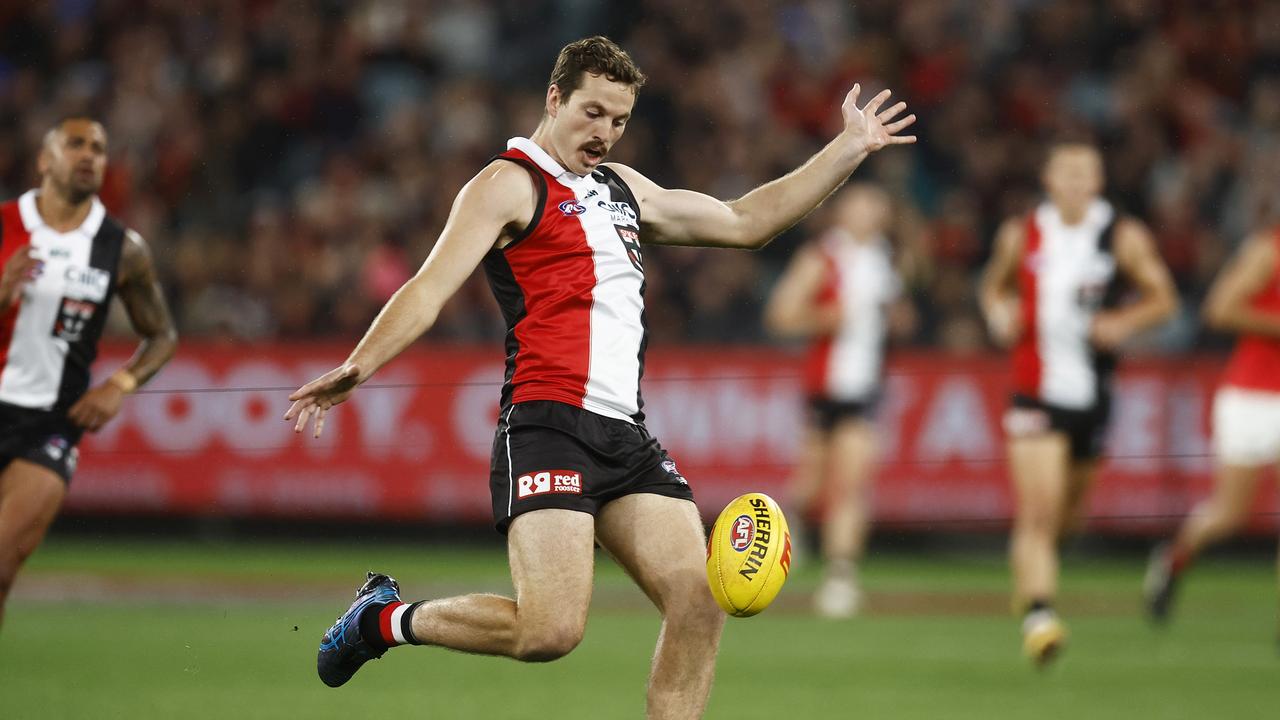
[837,186,891,239]
[40,120,108,203]
[1043,146,1103,216]
[548,73,636,175]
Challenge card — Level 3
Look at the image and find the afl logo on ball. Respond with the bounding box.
[730,515,755,552]
[558,199,586,216]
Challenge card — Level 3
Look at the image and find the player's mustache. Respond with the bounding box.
[581,142,607,154]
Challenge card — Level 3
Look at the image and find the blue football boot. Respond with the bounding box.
[317,572,402,687]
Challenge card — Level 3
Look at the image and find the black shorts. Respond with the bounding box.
[807,395,878,432]
[0,401,83,483]
[490,400,694,534]
[1005,394,1112,461]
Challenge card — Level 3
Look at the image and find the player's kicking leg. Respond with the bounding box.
[317,508,595,687]
[0,460,68,631]
[1008,433,1071,667]
[596,493,725,720]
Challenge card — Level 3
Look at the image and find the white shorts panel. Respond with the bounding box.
[1213,387,1280,467]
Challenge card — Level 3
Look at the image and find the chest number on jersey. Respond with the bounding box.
[52,296,98,343]
[615,225,643,272]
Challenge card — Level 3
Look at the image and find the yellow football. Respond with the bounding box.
[706,492,792,617]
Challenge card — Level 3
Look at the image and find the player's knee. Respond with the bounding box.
[663,579,725,631]
[1210,497,1251,531]
[1016,503,1062,535]
[513,623,584,662]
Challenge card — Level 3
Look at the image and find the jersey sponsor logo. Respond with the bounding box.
[730,514,755,552]
[597,200,638,226]
[64,265,111,302]
[52,297,99,342]
[558,199,587,216]
[516,469,583,498]
[615,225,643,271]
[584,189,599,199]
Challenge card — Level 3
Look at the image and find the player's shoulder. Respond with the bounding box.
[994,214,1029,246]
[1238,228,1280,265]
[599,162,657,192]
[461,158,539,215]
[1110,214,1156,251]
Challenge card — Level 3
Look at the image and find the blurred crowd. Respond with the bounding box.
[2,0,1278,352]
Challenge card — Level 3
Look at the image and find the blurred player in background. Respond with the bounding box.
[286,36,914,717]
[1145,228,1280,629]
[980,141,1177,666]
[0,118,177,631]
[765,183,913,618]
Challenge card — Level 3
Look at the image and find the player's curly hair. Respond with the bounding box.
[548,36,647,100]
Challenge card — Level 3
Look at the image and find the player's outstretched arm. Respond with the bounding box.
[607,85,916,250]
[979,218,1026,348]
[67,231,178,431]
[1202,232,1280,338]
[1091,219,1181,349]
[285,162,533,437]
[764,247,841,338]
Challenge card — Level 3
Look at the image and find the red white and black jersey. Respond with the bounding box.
[1222,228,1280,393]
[0,190,126,411]
[482,137,648,422]
[803,231,899,402]
[1012,199,1122,410]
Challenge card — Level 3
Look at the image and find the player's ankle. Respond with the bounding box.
[360,600,426,650]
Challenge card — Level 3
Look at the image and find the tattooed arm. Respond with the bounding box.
[67,231,178,431]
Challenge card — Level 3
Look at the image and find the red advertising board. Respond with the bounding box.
[67,345,1276,534]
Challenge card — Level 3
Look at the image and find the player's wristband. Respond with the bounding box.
[109,369,139,394]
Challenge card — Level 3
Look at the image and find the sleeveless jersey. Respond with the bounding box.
[0,191,126,411]
[1012,199,1121,410]
[1221,229,1280,393]
[803,231,899,401]
[482,137,648,422]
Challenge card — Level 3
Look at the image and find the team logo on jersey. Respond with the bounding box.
[558,199,587,216]
[516,470,583,498]
[615,226,643,272]
[52,297,98,342]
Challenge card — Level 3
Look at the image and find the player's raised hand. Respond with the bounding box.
[0,244,42,310]
[284,363,362,438]
[840,84,917,155]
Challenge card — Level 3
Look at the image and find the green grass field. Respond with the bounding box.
[2,537,1277,719]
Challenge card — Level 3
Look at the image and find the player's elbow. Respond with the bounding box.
[1201,300,1232,331]
[719,205,772,249]
[1157,290,1181,324]
[762,304,792,338]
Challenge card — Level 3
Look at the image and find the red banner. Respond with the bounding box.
[66,345,1277,534]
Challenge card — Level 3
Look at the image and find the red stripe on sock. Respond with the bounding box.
[378,601,405,646]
